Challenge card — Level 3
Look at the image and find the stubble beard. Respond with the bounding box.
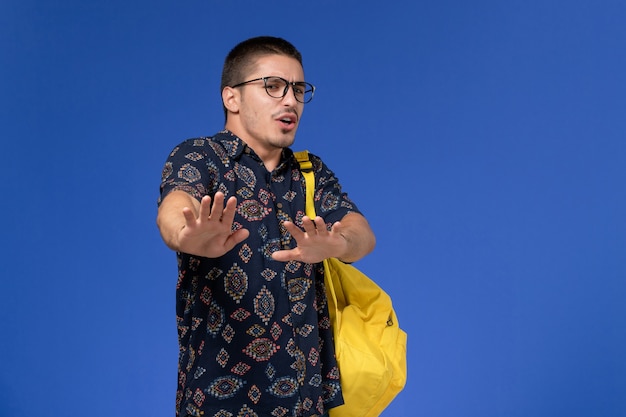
[272,131,296,149]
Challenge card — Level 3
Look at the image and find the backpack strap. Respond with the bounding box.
[295,151,341,324]
[294,150,316,219]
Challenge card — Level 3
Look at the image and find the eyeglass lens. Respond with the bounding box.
[264,77,314,103]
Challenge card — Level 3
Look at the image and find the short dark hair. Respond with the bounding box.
[221,36,303,117]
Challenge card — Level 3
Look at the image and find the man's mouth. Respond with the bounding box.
[275,112,298,128]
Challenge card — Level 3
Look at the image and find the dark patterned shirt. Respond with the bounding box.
[158,131,361,417]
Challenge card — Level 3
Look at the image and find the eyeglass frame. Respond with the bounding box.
[230,76,316,103]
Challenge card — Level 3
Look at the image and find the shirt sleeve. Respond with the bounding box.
[309,153,363,226]
[157,138,220,206]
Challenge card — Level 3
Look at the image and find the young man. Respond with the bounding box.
[157,36,375,417]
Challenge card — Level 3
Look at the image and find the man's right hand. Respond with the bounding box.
[157,191,249,258]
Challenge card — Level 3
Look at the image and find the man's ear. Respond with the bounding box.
[222,87,240,114]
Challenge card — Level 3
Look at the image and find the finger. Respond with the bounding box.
[300,216,318,234]
[182,206,197,226]
[271,248,299,262]
[209,192,226,219]
[329,220,343,234]
[282,221,305,240]
[219,196,239,224]
[312,216,329,234]
[198,195,213,220]
[225,228,250,249]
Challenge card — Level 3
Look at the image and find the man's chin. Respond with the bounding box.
[275,132,297,148]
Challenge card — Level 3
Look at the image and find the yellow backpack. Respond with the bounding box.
[295,151,408,417]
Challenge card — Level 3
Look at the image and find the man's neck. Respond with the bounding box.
[224,127,284,172]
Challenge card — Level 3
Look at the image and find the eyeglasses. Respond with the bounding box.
[231,76,315,103]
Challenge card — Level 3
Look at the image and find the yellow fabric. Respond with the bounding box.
[295,150,407,417]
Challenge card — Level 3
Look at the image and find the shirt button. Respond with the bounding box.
[277,203,283,209]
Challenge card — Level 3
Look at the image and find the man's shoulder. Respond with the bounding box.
[295,150,330,175]
[170,131,244,160]
[175,131,227,148]
[292,149,325,165]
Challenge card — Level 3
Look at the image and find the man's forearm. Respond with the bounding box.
[156,191,199,252]
[335,212,376,263]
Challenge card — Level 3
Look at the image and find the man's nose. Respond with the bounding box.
[282,85,298,105]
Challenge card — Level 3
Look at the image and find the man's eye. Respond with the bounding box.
[266,83,281,90]
[293,86,304,94]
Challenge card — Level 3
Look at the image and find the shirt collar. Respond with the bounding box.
[212,130,247,159]
[213,130,296,173]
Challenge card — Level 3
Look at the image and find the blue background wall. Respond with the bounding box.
[1,1,625,416]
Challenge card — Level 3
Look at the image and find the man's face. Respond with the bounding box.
[228,54,306,154]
